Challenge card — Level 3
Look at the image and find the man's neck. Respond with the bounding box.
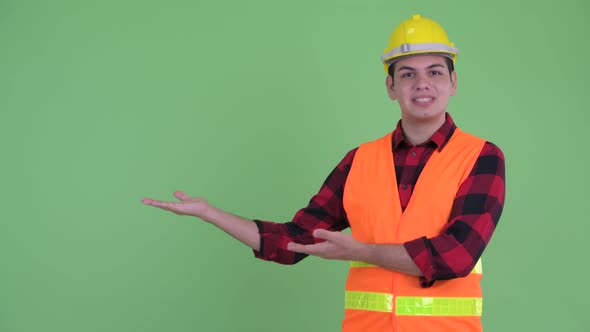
[400,114,446,146]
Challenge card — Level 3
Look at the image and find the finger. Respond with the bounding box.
[287,242,320,255]
[142,198,173,209]
[141,197,158,205]
[313,229,335,240]
[174,191,190,201]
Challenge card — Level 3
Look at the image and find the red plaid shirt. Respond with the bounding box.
[253,113,505,286]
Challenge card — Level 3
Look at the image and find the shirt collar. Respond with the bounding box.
[392,112,457,152]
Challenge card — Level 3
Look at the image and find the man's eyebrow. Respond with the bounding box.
[397,66,415,72]
[397,63,446,72]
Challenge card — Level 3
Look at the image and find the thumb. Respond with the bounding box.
[313,229,335,241]
[173,191,190,201]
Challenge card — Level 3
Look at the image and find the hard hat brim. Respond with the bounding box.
[382,52,457,73]
[382,42,459,66]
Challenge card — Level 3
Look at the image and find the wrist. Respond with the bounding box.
[196,202,214,222]
[356,242,374,263]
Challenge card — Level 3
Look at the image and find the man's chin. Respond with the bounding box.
[402,110,445,123]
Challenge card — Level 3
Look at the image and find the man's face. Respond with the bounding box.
[386,55,457,123]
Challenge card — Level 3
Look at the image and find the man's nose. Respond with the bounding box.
[415,75,432,90]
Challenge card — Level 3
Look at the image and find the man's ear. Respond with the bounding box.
[386,75,397,101]
[450,71,457,96]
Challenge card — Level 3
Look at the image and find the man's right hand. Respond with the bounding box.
[142,191,209,219]
[142,190,261,250]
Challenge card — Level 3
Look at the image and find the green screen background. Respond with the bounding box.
[1,0,588,331]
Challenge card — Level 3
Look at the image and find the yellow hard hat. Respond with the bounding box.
[382,14,458,72]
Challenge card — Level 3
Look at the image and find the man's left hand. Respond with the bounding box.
[287,229,366,261]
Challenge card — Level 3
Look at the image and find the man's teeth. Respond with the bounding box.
[415,98,433,102]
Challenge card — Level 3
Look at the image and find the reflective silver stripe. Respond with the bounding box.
[350,261,377,268]
[345,291,483,316]
[381,42,459,64]
[396,296,482,316]
[351,258,483,274]
[345,291,393,313]
[473,258,482,274]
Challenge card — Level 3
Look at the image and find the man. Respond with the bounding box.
[142,14,505,332]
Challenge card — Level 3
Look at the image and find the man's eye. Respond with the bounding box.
[401,72,413,78]
[431,70,443,76]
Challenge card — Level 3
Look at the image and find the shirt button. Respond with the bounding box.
[402,184,407,190]
[411,151,417,157]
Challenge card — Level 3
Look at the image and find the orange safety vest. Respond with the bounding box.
[342,128,486,332]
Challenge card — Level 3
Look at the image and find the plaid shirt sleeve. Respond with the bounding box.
[404,142,506,286]
[252,148,357,264]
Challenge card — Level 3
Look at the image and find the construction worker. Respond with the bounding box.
[142,14,505,332]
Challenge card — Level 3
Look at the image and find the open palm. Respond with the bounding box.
[142,191,208,217]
